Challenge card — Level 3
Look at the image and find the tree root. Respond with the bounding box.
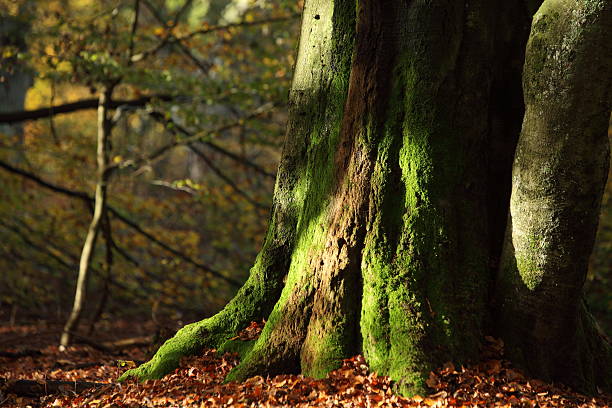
[118,268,284,382]
[118,318,225,382]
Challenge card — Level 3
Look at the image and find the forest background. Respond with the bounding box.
[0,0,610,342]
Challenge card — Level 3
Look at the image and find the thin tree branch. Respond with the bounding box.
[173,0,196,25]
[0,160,90,201]
[110,103,274,177]
[131,2,299,64]
[177,42,211,73]
[180,14,301,42]
[0,95,173,124]
[5,217,193,307]
[0,220,74,272]
[0,159,242,287]
[127,0,141,65]
[145,107,276,179]
[188,143,269,210]
[0,220,144,300]
[107,207,242,287]
[140,0,211,72]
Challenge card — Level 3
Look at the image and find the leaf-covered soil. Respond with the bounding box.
[0,321,609,407]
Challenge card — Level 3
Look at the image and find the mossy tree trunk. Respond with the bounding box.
[121,0,611,395]
[494,0,611,393]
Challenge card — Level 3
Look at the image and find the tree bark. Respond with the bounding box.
[495,0,612,393]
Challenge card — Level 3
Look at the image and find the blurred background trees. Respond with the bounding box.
[0,0,609,338]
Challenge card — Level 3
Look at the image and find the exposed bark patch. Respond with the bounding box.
[301,0,406,377]
[334,0,399,183]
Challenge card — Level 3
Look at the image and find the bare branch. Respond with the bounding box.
[0,219,144,300]
[180,13,301,42]
[126,0,141,65]
[0,159,242,287]
[131,4,299,64]
[0,95,173,124]
[144,106,276,179]
[188,143,269,210]
[110,103,274,177]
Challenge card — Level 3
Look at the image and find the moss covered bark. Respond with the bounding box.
[495,0,612,393]
[121,0,610,397]
[224,0,499,395]
[359,0,498,394]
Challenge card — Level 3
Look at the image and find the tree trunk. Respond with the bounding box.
[123,0,498,395]
[495,0,612,393]
[60,87,114,348]
[121,0,611,396]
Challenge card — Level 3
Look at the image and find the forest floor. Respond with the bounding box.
[0,320,609,408]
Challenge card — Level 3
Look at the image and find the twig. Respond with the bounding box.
[188,143,269,209]
[172,0,195,26]
[145,106,276,179]
[126,0,141,66]
[109,103,273,177]
[0,219,150,302]
[131,2,299,63]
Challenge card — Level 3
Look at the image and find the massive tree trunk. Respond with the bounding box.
[495,0,612,392]
[121,0,611,395]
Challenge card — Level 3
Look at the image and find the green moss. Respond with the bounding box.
[359,3,492,395]
[302,330,345,379]
[217,339,256,358]
[118,320,212,382]
[515,254,541,290]
[514,231,546,290]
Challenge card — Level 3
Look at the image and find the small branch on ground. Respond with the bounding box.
[0,378,111,397]
[0,349,42,359]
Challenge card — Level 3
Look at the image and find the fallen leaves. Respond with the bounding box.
[0,323,610,408]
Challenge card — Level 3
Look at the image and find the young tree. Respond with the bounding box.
[121,0,611,395]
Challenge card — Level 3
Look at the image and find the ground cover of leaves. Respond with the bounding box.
[1,322,609,408]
